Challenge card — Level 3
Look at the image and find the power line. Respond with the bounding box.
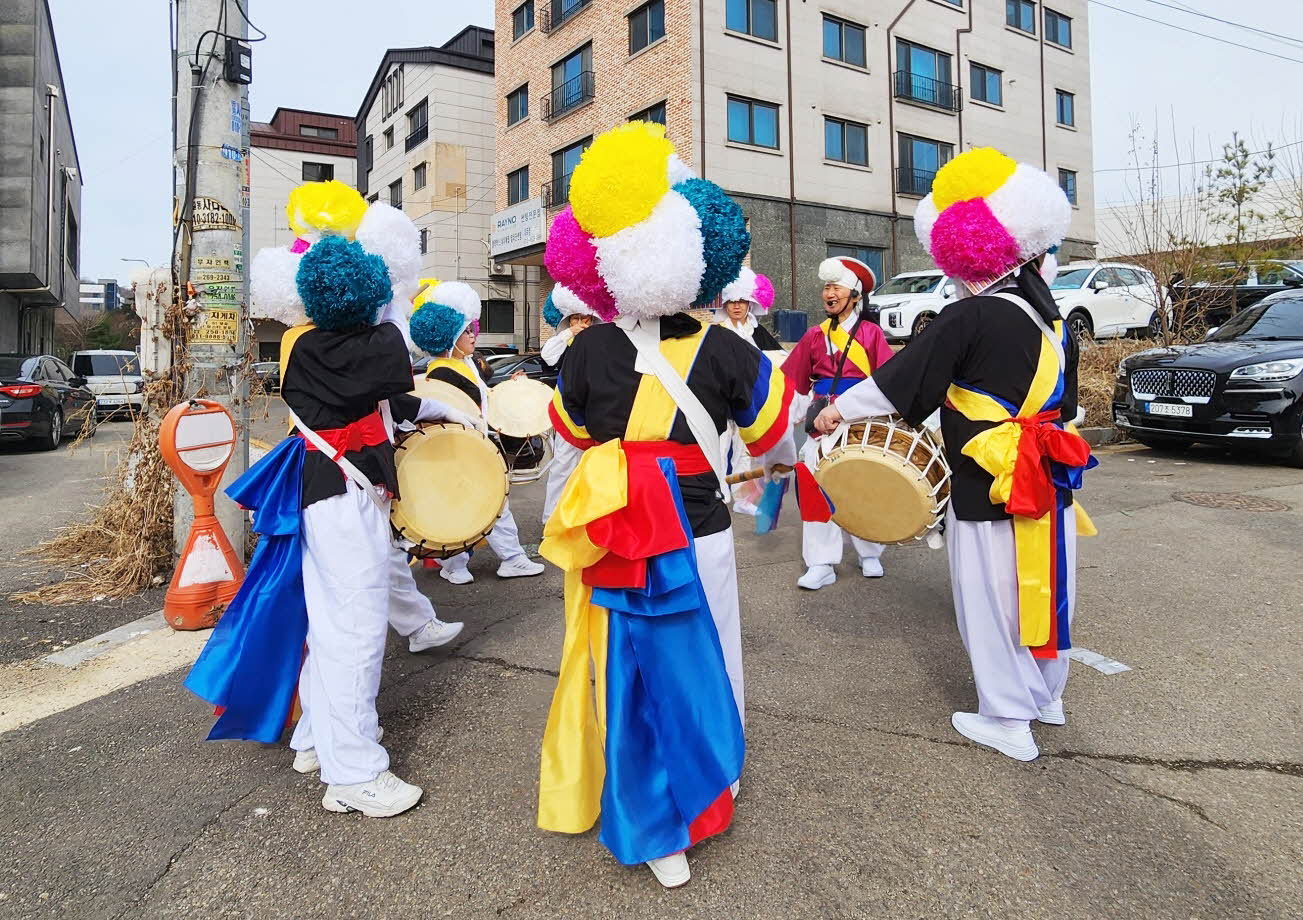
[1088,0,1303,65]
[1094,139,1302,174]
[1132,0,1303,48]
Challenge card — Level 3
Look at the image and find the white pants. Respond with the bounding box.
[290,482,438,785]
[696,527,744,724]
[720,424,756,507]
[799,436,885,568]
[442,498,527,573]
[945,506,1075,721]
[542,434,582,525]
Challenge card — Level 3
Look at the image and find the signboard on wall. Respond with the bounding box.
[490,197,545,258]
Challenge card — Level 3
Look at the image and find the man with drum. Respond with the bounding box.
[409,282,545,585]
[813,148,1096,763]
[781,257,896,590]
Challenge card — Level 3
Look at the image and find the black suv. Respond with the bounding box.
[1113,294,1303,465]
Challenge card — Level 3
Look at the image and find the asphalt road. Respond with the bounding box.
[0,432,1300,919]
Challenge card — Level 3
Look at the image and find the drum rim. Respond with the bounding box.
[487,377,555,438]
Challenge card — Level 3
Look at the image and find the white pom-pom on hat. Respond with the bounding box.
[250,247,307,326]
[818,256,876,294]
[429,280,482,326]
[666,154,695,186]
[552,284,598,319]
[355,202,421,305]
[594,189,705,318]
[985,164,1073,263]
[913,196,941,252]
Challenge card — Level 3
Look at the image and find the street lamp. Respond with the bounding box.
[120,258,150,267]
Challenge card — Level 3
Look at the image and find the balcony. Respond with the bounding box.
[541,177,571,209]
[539,0,591,33]
[542,71,594,122]
[895,167,937,197]
[404,123,428,152]
[893,70,961,113]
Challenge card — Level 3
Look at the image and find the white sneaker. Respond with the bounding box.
[322,770,423,818]
[409,619,463,652]
[951,712,1039,762]
[1037,699,1066,726]
[439,565,473,585]
[646,852,691,889]
[497,555,544,578]
[860,558,885,578]
[797,565,836,590]
[293,727,385,774]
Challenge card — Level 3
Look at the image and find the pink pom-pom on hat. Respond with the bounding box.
[544,207,618,321]
[929,198,1021,287]
[753,273,775,310]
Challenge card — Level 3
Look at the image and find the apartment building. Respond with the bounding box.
[492,0,1094,323]
[355,27,535,349]
[0,0,82,354]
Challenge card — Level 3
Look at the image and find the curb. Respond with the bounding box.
[1081,426,1122,447]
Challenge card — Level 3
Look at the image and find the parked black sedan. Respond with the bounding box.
[1113,294,1303,465]
[485,352,558,388]
[0,353,97,450]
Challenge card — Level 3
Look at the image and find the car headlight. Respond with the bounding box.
[885,310,901,329]
[1116,360,1130,379]
[1230,358,1303,382]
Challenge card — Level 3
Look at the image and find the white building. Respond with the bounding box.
[356,26,533,350]
[248,107,357,359]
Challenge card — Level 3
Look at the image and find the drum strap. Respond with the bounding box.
[288,408,389,511]
[616,316,731,500]
[993,292,1065,372]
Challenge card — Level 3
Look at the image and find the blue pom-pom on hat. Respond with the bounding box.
[673,178,750,307]
[542,293,563,329]
[410,302,468,356]
[295,235,393,331]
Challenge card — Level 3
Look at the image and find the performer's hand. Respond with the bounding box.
[765,462,794,481]
[814,404,843,435]
[510,369,527,381]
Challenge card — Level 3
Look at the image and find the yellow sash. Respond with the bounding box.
[821,318,875,377]
[945,320,1096,648]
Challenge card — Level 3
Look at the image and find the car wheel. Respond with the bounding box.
[910,312,937,339]
[40,409,63,451]
[1067,310,1094,343]
[1146,312,1163,339]
[1132,433,1191,453]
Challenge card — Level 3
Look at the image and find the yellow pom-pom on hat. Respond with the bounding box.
[569,122,674,238]
[287,180,368,239]
[930,147,1017,211]
[413,276,442,309]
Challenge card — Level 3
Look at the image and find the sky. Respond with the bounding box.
[47,0,1300,284]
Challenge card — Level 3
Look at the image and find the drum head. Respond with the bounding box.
[488,378,555,438]
[391,424,508,558]
[816,448,937,544]
[410,377,481,419]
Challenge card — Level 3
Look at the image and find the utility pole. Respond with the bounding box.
[172,0,252,556]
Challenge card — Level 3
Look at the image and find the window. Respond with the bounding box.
[367,193,379,203]
[548,0,591,31]
[970,62,1002,106]
[507,84,529,126]
[299,124,339,139]
[512,0,534,39]
[364,135,374,172]
[381,65,405,119]
[1113,267,1143,287]
[824,117,868,167]
[419,228,428,255]
[1044,8,1072,47]
[413,162,427,190]
[302,162,334,182]
[1006,0,1036,34]
[508,166,529,206]
[481,298,515,335]
[827,244,884,287]
[897,134,954,195]
[629,0,665,54]
[727,96,779,149]
[384,127,394,149]
[1055,89,1075,126]
[405,99,428,151]
[1058,168,1078,205]
[65,208,78,273]
[822,15,866,68]
[550,137,591,206]
[726,0,777,43]
[630,101,667,126]
[389,179,402,208]
[895,40,956,110]
[548,44,593,120]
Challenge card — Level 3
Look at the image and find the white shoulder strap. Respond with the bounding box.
[617,317,731,501]
[993,292,1065,372]
[287,408,389,511]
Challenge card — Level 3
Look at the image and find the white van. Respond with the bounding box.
[70,349,143,417]
[868,271,958,342]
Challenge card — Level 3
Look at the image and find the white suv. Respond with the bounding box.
[869,271,959,342]
[70,349,144,417]
[1049,262,1160,340]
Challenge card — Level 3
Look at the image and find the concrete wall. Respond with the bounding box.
[248,146,357,253]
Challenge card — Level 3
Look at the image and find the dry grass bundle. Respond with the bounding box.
[1077,337,1156,428]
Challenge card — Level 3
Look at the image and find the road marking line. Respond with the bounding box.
[1068,647,1132,675]
[44,612,167,668]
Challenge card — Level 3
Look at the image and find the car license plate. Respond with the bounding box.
[1144,402,1192,418]
[99,395,129,406]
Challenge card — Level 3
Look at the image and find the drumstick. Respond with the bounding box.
[725,463,792,485]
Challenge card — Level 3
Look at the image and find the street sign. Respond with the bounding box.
[490,197,545,258]
[191,307,240,344]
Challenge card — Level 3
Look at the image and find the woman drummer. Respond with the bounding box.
[539,284,603,525]
[410,282,545,584]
